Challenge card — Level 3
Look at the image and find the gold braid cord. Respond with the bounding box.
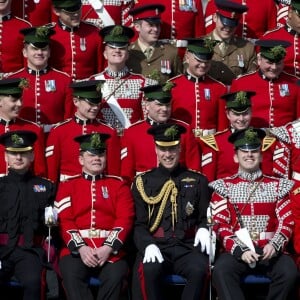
[136,176,178,233]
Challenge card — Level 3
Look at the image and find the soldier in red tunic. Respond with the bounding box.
[7,25,73,134]
[120,83,201,184]
[263,0,300,77]
[205,0,277,42]
[210,127,297,300]
[55,132,134,300]
[200,91,275,182]
[80,0,134,29]
[0,0,31,75]
[46,80,120,184]
[169,38,228,138]
[231,39,300,128]
[0,78,46,177]
[50,0,104,80]
[11,0,53,26]
[90,25,156,135]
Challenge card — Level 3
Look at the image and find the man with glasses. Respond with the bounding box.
[169,38,228,139]
[50,0,103,80]
[263,0,300,77]
[206,0,257,86]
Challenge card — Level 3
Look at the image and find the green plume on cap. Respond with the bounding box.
[204,38,219,52]
[11,134,23,145]
[164,125,178,140]
[148,69,160,81]
[269,45,286,61]
[96,81,103,92]
[36,26,50,38]
[110,25,123,36]
[91,133,102,148]
[18,78,29,89]
[234,91,248,105]
[162,81,174,92]
[244,128,258,143]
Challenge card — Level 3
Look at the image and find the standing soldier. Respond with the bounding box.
[121,83,201,185]
[205,0,278,42]
[127,4,183,84]
[80,0,134,29]
[205,0,257,86]
[231,39,300,128]
[0,0,31,75]
[50,0,104,80]
[8,25,73,134]
[169,38,228,138]
[263,0,300,77]
[133,0,205,58]
[90,25,156,135]
[11,0,53,26]
[46,80,120,183]
[0,78,46,177]
[55,132,134,300]
[200,91,275,182]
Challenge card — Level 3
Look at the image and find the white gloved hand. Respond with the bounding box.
[194,228,212,255]
[44,206,58,225]
[143,244,164,263]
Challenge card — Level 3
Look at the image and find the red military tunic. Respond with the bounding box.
[90,68,154,134]
[270,120,300,256]
[230,71,300,128]
[204,0,277,41]
[54,172,134,261]
[80,0,134,29]
[120,118,201,184]
[136,0,205,41]
[210,170,294,253]
[8,67,73,132]
[46,115,120,183]
[50,21,103,80]
[11,0,53,26]
[263,25,300,77]
[0,117,46,177]
[200,128,275,182]
[0,15,31,74]
[169,73,228,136]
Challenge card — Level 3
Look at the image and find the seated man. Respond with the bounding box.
[131,123,210,300]
[210,127,297,300]
[0,130,55,300]
[55,132,134,300]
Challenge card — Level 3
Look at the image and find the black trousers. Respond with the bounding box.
[0,247,43,300]
[59,254,128,300]
[132,244,208,300]
[212,252,297,300]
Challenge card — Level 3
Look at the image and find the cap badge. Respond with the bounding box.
[185,201,194,216]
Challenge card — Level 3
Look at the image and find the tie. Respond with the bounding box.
[144,47,153,60]
[219,41,227,55]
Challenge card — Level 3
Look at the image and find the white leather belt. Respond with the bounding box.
[193,128,216,137]
[292,171,300,181]
[79,229,110,238]
[159,39,188,48]
[60,174,80,182]
[259,232,275,240]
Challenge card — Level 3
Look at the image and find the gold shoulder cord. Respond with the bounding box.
[136,176,178,233]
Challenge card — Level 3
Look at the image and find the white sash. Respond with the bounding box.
[88,0,115,26]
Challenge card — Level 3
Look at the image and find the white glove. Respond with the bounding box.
[143,244,164,263]
[194,228,212,255]
[44,206,58,225]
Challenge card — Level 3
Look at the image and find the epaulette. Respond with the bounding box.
[264,27,281,35]
[206,74,226,86]
[127,119,145,129]
[200,134,219,151]
[235,70,257,79]
[94,119,115,129]
[18,117,43,127]
[6,68,25,77]
[52,118,72,129]
[187,168,204,175]
[168,117,189,126]
[262,135,276,152]
[134,169,153,179]
[50,67,71,77]
[168,74,182,81]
